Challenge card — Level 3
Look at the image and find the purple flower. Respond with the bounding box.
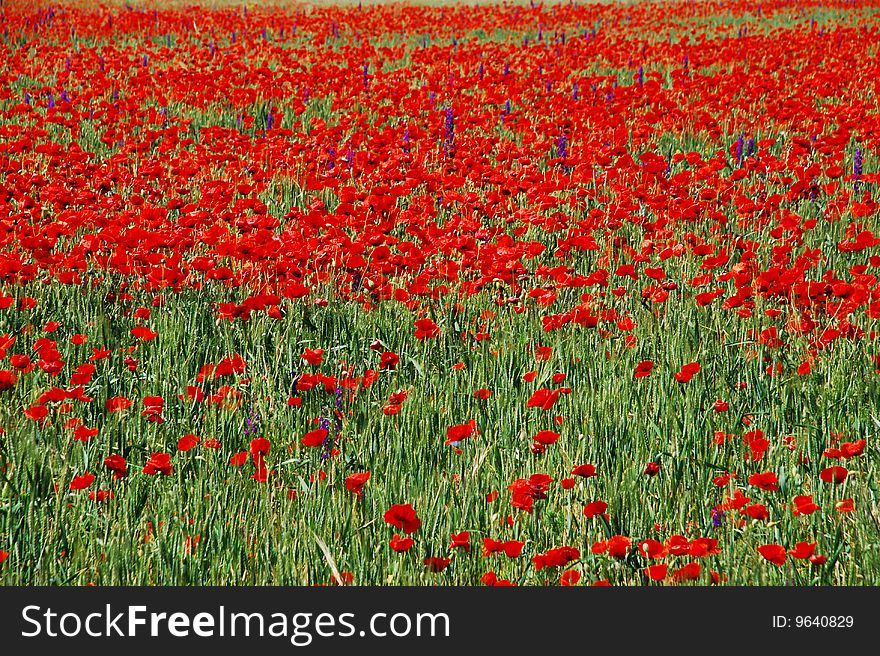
[318,416,332,461]
[557,134,568,160]
[443,106,455,157]
[243,401,262,436]
[711,506,725,528]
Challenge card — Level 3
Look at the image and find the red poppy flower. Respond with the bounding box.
[177,434,200,451]
[229,451,249,467]
[840,440,865,458]
[532,429,560,445]
[414,318,440,339]
[250,438,271,457]
[103,455,127,479]
[594,535,632,559]
[70,363,95,385]
[106,396,132,413]
[713,473,736,486]
[674,362,700,383]
[302,428,329,447]
[445,420,477,445]
[792,495,820,516]
[0,370,17,391]
[638,539,668,559]
[143,452,173,476]
[643,461,660,476]
[526,387,561,411]
[634,360,654,378]
[748,472,779,491]
[645,564,667,581]
[741,504,769,520]
[788,542,817,559]
[671,562,701,582]
[560,570,581,586]
[835,499,855,513]
[383,503,421,534]
[389,534,414,553]
[10,355,31,370]
[757,544,787,565]
[474,388,493,400]
[480,571,514,586]
[69,473,95,491]
[131,326,158,341]
[820,466,848,484]
[607,535,633,559]
[532,546,580,570]
[584,500,608,519]
[482,538,525,558]
[24,405,48,422]
[424,557,450,572]
[302,348,324,365]
[565,462,597,482]
[449,531,470,552]
[534,345,553,361]
[344,472,370,497]
[73,425,99,442]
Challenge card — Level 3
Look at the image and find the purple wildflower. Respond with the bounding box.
[443,106,455,158]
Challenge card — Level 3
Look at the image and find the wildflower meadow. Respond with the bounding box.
[0,0,879,587]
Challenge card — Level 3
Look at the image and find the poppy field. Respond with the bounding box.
[1,0,879,587]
